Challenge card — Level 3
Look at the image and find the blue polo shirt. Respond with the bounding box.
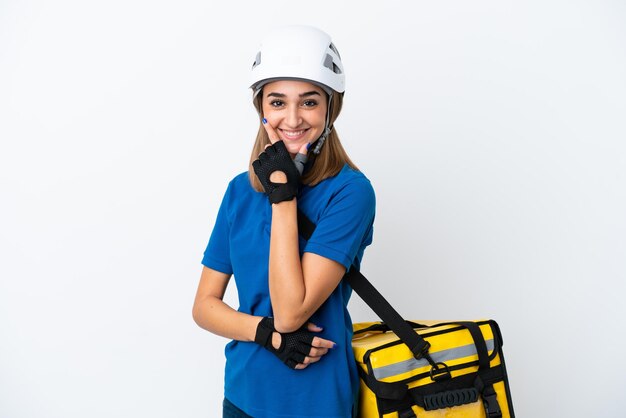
[202,163,375,418]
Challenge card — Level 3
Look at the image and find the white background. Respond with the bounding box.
[1,1,625,417]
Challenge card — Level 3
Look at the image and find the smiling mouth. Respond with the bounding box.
[279,128,309,140]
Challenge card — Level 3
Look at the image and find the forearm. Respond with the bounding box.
[269,199,308,332]
[192,296,262,342]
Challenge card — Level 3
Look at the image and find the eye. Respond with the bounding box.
[303,100,318,107]
[269,100,284,107]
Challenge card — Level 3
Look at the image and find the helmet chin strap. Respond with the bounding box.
[301,92,334,177]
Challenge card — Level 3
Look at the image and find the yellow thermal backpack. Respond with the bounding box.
[351,317,514,417]
[297,210,515,418]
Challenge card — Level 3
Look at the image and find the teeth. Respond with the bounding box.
[282,129,305,138]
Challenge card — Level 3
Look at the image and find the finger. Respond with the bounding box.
[307,347,329,357]
[306,322,323,332]
[311,337,337,349]
[298,142,310,155]
[302,355,322,365]
[262,118,280,144]
[258,151,269,162]
[294,363,309,370]
[258,143,273,159]
[265,144,277,157]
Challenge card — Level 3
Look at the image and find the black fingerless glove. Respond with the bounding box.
[254,317,314,369]
[252,141,301,204]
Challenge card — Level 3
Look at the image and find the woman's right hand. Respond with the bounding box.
[252,140,302,204]
[271,323,336,370]
[255,317,336,370]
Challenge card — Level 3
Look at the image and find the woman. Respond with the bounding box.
[193,25,376,418]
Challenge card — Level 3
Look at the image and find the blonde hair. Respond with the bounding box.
[248,90,359,191]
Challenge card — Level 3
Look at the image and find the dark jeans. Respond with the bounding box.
[223,398,253,418]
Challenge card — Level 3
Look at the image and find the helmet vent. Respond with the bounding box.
[323,54,342,74]
[252,51,262,69]
[328,42,341,59]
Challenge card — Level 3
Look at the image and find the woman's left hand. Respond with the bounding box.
[291,323,336,370]
[256,318,336,370]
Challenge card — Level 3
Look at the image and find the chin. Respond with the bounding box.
[284,141,305,155]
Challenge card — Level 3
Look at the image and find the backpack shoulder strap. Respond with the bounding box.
[297,208,432,361]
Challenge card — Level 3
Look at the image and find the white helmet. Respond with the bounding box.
[249,25,345,96]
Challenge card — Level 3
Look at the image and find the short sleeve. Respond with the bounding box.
[304,178,376,270]
[201,182,234,275]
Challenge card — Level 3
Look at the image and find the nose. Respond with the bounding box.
[284,105,303,128]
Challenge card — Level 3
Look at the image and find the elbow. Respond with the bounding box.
[192,298,206,327]
[191,303,201,326]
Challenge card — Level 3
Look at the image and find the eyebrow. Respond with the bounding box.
[266,91,322,98]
